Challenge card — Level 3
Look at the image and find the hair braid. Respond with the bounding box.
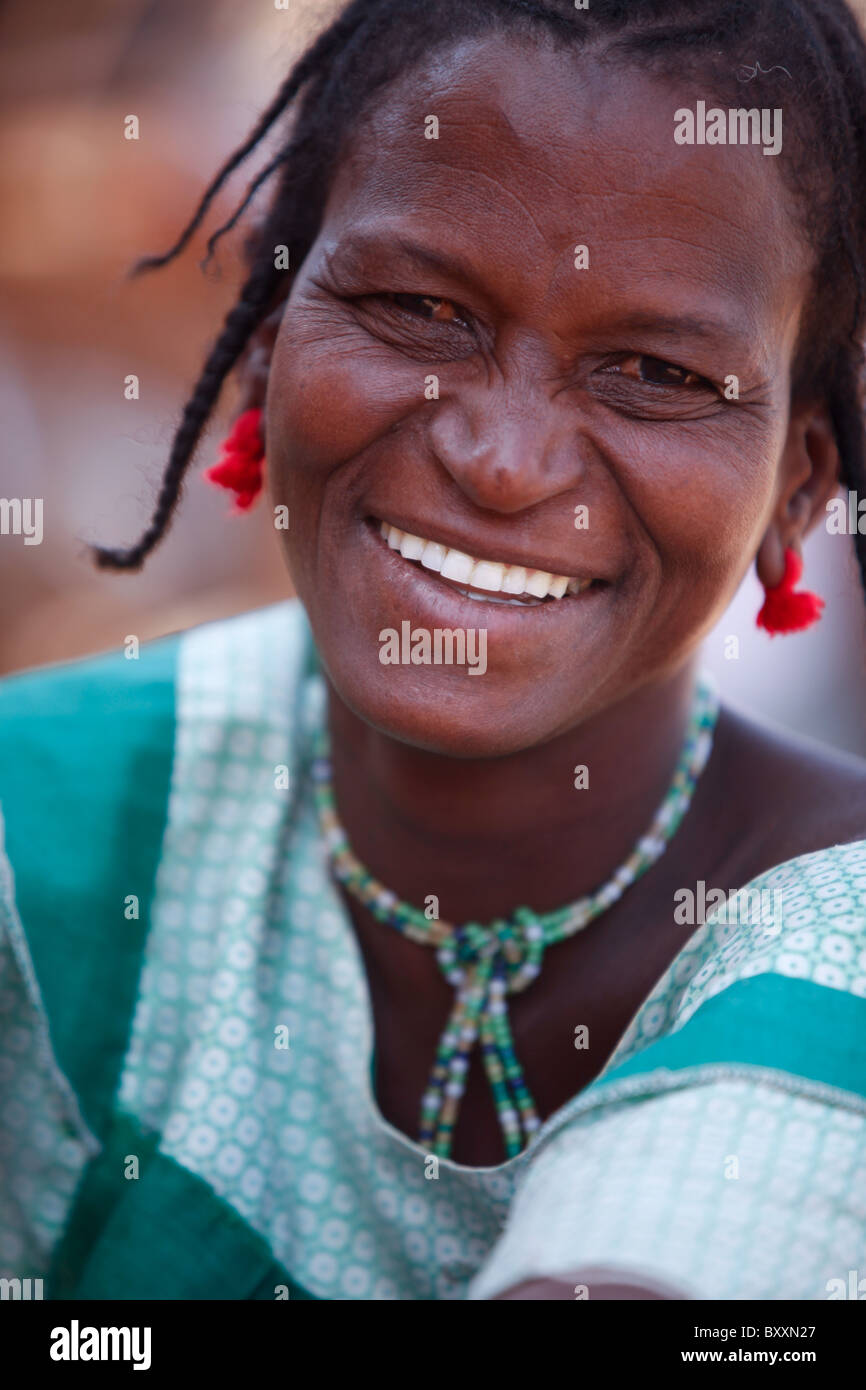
[201,0,405,268]
[91,258,281,569]
[130,0,378,277]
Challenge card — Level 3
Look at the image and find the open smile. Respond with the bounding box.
[373,519,601,607]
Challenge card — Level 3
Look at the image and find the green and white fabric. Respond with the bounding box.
[0,601,864,1300]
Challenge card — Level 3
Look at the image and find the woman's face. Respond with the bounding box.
[266,32,812,756]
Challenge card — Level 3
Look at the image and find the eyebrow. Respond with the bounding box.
[608,310,749,348]
[327,230,480,284]
[329,232,750,346]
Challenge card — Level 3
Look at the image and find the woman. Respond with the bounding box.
[1,0,866,1301]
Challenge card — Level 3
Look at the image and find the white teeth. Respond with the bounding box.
[378,520,587,601]
[420,541,447,572]
[399,532,425,562]
[469,560,505,593]
[502,565,527,594]
[440,548,475,583]
[525,570,552,599]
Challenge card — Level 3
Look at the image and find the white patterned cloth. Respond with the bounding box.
[468,1078,866,1300]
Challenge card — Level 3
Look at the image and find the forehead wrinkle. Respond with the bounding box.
[345,118,797,296]
[609,219,807,321]
[325,161,556,299]
[340,118,558,261]
[338,43,799,253]
[601,228,761,302]
[424,157,552,255]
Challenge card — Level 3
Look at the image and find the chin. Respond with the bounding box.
[319,649,589,759]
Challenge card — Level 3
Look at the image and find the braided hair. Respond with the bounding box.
[92,0,866,598]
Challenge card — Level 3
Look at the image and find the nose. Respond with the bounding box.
[427,368,587,514]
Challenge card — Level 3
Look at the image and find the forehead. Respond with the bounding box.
[320,31,809,333]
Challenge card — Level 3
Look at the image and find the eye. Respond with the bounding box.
[385,293,470,328]
[607,354,713,390]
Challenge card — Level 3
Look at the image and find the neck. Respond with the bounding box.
[325,660,701,923]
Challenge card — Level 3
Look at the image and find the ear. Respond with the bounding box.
[234,302,286,417]
[755,401,839,588]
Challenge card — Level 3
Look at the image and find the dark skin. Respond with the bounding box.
[248,33,866,1293]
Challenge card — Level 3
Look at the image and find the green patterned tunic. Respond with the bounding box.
[1,601,864,1300]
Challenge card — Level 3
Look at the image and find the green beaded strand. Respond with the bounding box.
[312,675,719,1159]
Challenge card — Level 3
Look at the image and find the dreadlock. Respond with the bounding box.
[92,0,866,598]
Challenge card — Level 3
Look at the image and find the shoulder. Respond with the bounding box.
[713,702,866,873]
[666,836,866,1061]
[0,599,310,790]
[0,599,315,926]
[0,597,310,921]
[697,705,866,1003]
[0,628,179,752]
[0,629,180,826]
[0,629,184,1004]
[0,597,314,838]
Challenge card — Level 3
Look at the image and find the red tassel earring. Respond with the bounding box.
[204,407,265,512]
[756,547,825,635]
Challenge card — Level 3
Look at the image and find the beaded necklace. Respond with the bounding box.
[312,675,719,1160]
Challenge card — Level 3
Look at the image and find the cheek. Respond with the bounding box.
[264,301,428,486]
[615,411,786,604]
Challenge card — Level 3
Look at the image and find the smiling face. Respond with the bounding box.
[264,30,815,756]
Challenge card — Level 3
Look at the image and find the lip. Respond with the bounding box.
[366,513,601,586]
[363,518,607,622]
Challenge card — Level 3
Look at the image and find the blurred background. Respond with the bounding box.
[1,0,865,755]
